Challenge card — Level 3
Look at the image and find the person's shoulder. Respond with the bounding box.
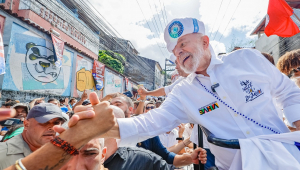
[223,48,262,60]
[126,147,160,157]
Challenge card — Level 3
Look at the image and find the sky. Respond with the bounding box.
[89,0,269,66]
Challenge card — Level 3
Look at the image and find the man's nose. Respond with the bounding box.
[173,47,183,57]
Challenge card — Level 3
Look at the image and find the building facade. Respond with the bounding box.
[0,0,139,104]
[251,1,300,64]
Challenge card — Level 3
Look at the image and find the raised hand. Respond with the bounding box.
[0,108,15,121]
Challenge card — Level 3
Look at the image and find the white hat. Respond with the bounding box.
[169,54,176,63]
[164,18,205,52]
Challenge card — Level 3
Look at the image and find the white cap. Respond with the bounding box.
[169,54,176,63]
[164,18,205,52]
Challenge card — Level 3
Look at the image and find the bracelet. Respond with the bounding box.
[15,160,24,170]
[50,136,79,155]
[18,159,27,170]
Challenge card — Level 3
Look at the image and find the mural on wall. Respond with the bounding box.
[104,68,123,96]
[74,56,95,97]
[25,43,61,83]
[2,23,74,96]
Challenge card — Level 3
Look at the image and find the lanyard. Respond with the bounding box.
[195,77,280,134]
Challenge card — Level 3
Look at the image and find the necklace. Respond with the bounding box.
[195,77,280,134]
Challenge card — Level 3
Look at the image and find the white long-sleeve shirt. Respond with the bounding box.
[230,131,300,170]
[117,49,300,169]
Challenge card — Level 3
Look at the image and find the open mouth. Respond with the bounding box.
[182,55,190,65]
[43,134,55,137]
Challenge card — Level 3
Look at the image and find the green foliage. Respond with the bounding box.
[98,50,124,74]
[100,50,126,64]
[161,70,166,75]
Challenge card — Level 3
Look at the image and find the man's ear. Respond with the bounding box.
[23,119,29,130]
[129,106,133,113]
[101,147,107,164]
[201,35,210,50]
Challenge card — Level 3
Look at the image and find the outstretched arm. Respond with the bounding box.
[138,87,166,97]
[5,93,115,170]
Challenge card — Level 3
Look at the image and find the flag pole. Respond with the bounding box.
[294,13,300,22]
[293,9,300,23]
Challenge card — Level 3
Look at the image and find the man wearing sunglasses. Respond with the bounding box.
[145,102,156,113]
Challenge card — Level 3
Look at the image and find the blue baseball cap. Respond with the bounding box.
[27,103,66,123]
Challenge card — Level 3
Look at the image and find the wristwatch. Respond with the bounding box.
[176,137,184,140]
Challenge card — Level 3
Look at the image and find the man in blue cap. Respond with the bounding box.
[0,103,66,169]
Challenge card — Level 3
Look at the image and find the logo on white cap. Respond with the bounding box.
[168,21,184,38]
[192,18,199,33]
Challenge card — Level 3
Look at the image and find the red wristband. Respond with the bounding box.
[50,136,79,155]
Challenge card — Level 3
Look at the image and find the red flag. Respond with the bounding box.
[265,0,300,37]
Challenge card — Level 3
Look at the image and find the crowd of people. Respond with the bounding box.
[0,17,300,170]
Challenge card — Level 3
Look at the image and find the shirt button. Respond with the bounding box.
[246,131,250,135]
[223,96,226,99]
[234,113,238,117]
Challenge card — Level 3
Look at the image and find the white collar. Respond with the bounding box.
[187,46,223,84]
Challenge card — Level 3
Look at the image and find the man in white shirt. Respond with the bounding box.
[75,18,300,169]
[159,128,179,149]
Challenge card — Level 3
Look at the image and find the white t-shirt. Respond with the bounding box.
[159,128,179,148]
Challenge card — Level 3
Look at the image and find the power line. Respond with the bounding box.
[161,0,169,23]
[214,0,242,49]
[153,1,165,32]
[158,0,168,27]
[211,0,232,41]
[209,0,224,38]
[85,0,124,39]
[135,0,167,57]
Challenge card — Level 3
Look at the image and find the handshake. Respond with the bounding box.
[0,92,116,147]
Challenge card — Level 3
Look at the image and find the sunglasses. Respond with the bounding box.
[146,106,155,110]
[293,67,300,73]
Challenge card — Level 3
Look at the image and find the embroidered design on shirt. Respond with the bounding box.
[240,80,264,103]
[198,101,219,115]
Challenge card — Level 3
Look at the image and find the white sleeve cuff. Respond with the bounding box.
[164,86,170,95]
[283,104,300,128]
[116,118,139,147]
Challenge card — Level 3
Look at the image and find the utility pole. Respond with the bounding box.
[164,58,175,86]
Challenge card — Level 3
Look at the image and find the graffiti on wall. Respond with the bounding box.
[3,23,73,96]
[73,56,95,97]
[104,68,123,96]
[25,43,61,83]
[76,68,94,92]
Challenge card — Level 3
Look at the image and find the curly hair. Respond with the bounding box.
[276,49,300,76]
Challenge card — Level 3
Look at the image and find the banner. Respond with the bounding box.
[92,60,105,90]
[0,31,5,75]
[125,77,128,91]
[51,34,64,68]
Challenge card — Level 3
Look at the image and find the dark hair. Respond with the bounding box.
[70,98,76,103]
[48,98,59,103]
[261,52,275,65]
[5,101,17,107]
[67,111,74,118]
[6,98,12,102]
[1,124,24,142]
